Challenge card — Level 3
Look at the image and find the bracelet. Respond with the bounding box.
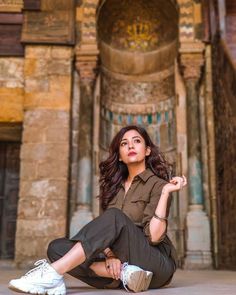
[153,213,168,222]
[104,250,114,258]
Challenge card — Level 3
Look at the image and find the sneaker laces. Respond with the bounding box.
[120,262,131,292]
[23,259,49,279]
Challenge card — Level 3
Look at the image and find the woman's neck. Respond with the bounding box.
[126,164,146,182]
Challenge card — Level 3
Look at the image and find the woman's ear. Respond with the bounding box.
[146,146,151,156]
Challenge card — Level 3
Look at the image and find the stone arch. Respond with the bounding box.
[80,0,196,45]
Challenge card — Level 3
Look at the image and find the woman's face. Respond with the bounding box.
[119,129,151,166]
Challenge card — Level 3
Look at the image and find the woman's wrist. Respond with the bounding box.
[161,187,170,197]
[104,250,115,258]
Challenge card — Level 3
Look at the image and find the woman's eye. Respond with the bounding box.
[134,139,141,143]
[120,142,127,146]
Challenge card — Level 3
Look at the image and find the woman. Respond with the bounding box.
[9,125,187,295]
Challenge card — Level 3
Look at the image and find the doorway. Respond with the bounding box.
[0,142,20,259]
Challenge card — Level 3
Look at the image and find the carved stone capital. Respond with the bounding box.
[75,43,99,85]
[179,41,205,81]
[180,53,205,81]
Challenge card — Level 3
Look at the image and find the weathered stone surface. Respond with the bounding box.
[22,127,45,143]
[24,92,71,110]
[0,58,24,122]
[15,236,59,264]
[17,219,66,238]
[51,46,73,59]
[20,180,68,200]
[24,110,69,128]
[0,88,24,122]
[37,160,69,179]
[15,45,72,264]
[25,46,52,59]
[25,78,49,92]
[45,127,69,142]
[19,161,37,180]
[18,198,67,219]
[24,58,48,78]
[0,58,24,87]
[48,60,71,75]
[20,143,69,162]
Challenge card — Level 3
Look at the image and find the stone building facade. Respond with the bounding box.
[0,0,235,270]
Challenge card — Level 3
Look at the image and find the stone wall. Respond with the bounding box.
[15,45,73,266]
[213,38,236,270]
[0,58,24,122]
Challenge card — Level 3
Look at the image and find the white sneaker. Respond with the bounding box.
[120,262,153,292]
[8,259,66,295]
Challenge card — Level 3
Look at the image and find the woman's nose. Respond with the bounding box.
[128,142,134,149]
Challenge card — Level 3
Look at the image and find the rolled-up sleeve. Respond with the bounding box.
[142,179,170,244]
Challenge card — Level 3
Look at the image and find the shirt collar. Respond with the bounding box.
[136,168,155,182]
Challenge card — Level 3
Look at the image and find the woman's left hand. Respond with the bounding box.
[163,175,187,194]
[105,256,121,280]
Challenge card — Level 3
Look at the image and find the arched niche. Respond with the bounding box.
[97,0,179,75]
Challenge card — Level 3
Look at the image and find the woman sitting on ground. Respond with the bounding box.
[9,125,187,294]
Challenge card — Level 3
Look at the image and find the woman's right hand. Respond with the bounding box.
[163,175,187,194]
[105,256,121,280]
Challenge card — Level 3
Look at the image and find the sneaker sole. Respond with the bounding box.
[9,282,66,295]
[128,270,153,292]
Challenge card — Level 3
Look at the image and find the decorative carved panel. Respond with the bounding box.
[22,0,75,44]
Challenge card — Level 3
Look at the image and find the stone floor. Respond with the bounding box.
[0,266,236,295]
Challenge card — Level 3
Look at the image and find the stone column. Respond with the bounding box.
[15,46,73,266]
[180,47,212,269]
[69,45,98,237]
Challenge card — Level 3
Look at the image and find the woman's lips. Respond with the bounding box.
[128,152,137,156]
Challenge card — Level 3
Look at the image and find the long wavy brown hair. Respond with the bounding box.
[98,125,173,210]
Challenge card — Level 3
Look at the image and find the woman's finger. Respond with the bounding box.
[115,261,121,280]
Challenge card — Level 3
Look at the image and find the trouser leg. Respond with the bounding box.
[70,208,175,288]
[47,238,115,289]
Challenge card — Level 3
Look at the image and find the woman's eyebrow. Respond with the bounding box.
[121,136,141,142]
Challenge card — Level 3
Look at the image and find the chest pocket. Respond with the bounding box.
[130,193,150,204]
[126,193,150,223]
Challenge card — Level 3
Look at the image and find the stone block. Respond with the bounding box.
[16,219,66,238]
[48,60,71,75]
[25,58,49,78]
[18,198,67,219]
[22,127,45,143]
[20,143,69,162]
[19,161,37,180]
[24,92,70,110]
[25,78,49,92]
[0,58,24,87]
[15,237,48,259]
[45,127,69,142]
[51,46,73,59]
[49,75,71,95]
[20,179,68,200]
[24,92,43,109]
[25,46,52,59]
[37,160,69,179]
[0,88,24,122]
[24,110,69,129]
